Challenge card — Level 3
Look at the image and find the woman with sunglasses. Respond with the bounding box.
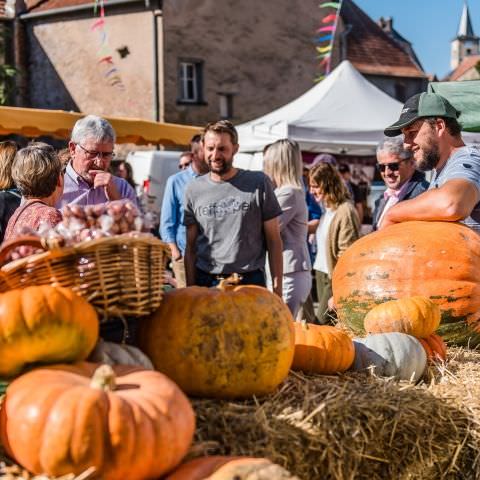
[309,162,360,324]
[372,137,429,230]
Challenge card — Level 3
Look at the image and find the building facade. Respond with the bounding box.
[5,0,427,126]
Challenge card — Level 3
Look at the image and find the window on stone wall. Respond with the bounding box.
[178,60,204,104]
[218,93,234,119]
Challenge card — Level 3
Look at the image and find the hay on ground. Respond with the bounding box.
[190,347,480,480]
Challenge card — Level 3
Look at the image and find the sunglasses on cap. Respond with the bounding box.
[376,159,408,173]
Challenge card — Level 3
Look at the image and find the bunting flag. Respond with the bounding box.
[91,0,126,91]
[314,0,343,82]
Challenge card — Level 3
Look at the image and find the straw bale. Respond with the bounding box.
[190,347,480,480]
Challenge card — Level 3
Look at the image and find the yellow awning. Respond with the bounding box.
[0,106,202,146]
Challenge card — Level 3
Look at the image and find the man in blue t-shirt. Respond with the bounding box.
[381,92,480,232]
[160,135,209,287]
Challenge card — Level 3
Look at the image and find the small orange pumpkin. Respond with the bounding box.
[0,362,195,479]
[165,456,296,480]
[0,285,98,376]
[419,333,447,362]
[292,323,354,374]
[364,296,440,339]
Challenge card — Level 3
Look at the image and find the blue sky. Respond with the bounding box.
[354,0,480,78]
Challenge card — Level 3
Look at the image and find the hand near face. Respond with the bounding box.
[89,170,120,200]
[89,169,113,189]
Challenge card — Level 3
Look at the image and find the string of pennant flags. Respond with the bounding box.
[314,0,343,82]
[91,0,126,91]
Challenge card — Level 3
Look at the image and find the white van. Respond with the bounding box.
[126,150,182,221]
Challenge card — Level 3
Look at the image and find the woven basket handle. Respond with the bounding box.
[0,235,62,266]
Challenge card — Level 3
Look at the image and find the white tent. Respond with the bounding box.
[236,60,403,156]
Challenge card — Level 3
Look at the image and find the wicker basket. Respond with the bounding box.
[0,234,170,321]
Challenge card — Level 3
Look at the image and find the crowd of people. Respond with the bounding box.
[0,91,479,326]
[160,91,480,324]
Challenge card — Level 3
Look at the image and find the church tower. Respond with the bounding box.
[451,1,479,70]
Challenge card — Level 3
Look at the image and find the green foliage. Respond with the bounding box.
[0,23,16,105]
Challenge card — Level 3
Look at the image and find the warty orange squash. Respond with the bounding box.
[138,276,295,399]
[332,221,480,346]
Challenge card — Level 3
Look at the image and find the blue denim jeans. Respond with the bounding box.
[195,268,266,288]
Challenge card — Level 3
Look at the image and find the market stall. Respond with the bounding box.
[0,106,200,146]
[236,60,403,156]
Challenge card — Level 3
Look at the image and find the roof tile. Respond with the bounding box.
[446,55,480,81]
[341,0,426,79]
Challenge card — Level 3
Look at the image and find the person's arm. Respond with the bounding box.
[275,189,297,232]
[160,177,181,259]
[184,223,198,286]
[380,179,480,229]
[354,202,364,224]
[264,216,283,297]
[337,207,360,256]
[307,218,320,234]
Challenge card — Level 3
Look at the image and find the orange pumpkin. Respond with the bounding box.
[332,221,480,346]
[0,362,195,479]
[419,334,447,362]
[138,276,295,399]
[292,323,354,374]
[364,296,440,338]
[0,285,98,376]
[165,456,295,480]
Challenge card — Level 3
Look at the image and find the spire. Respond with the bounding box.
[457,1,476,38]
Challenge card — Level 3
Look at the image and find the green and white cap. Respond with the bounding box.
[384,92,460,137]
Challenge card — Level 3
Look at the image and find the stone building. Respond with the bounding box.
[3,0,427,125]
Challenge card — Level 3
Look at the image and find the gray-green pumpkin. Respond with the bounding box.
[352,332,427,382]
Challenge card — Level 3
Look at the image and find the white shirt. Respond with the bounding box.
[313,208,336,274]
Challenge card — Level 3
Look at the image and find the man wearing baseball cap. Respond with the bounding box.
[380,92,480,232]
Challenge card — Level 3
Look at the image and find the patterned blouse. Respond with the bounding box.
[3,199,62,243]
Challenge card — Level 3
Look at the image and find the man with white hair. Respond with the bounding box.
[373,136,429,230]
[59,115,137,207]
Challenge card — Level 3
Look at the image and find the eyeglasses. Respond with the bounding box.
[77,143,115,161]
[376,159,408,173]
[179,163,191,170]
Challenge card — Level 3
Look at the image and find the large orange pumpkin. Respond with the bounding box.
[0,362,195,479]
[138,277,295,399]
[419,334,447,362]
[292,323,354,374]
[364,296,440,338]
[0,285,98,376]
[332,221,480,346]
[165,456,296,480]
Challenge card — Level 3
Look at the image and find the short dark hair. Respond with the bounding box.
[338,163,350,174]
[190,134,202,145]
[203,120,238,145]
[425,117,462,137]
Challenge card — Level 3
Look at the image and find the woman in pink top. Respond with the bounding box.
[4,143,64,242]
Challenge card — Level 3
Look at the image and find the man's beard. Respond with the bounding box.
[416,142,440,172]
[209,158,232,175]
